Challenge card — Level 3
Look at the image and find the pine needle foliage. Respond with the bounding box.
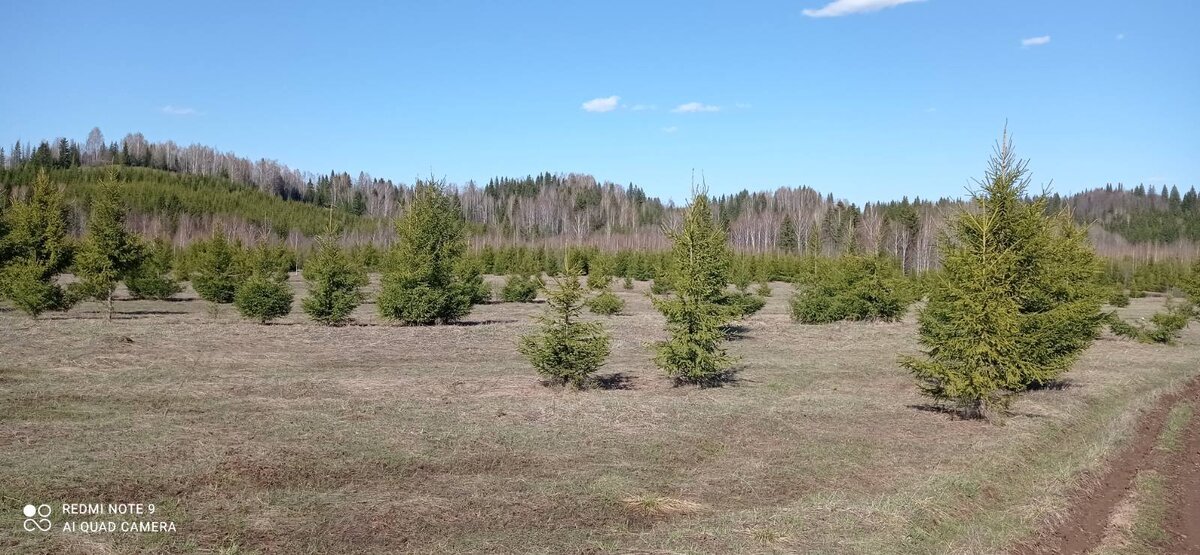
[0,168,75,317]
[302,234,367,325]
[1108,302,1193,344]
[377,181,472,324]
[587,288,625,315]
[191,228,246,306]
[790,256,909,323]
[234,245,294,324]
[519,267,611,388]
[652,193,736,385]
[501,274,540,302]
[126,239,182,300]
[901,131,1106,418]
[72,173,146,319]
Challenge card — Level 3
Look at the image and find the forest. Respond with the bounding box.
[2,128,1198,269]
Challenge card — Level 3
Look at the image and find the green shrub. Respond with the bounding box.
[378,282,469,325]
[501,274,540,302]
[1130,289,1147,298]
[519,269,611,388]
[790,256,909,324]
[722,291,766,318]
[0,260,70,317]
[587,290,625,315]
[234,275,293,323]
[587,271,612,290]
[755,282,772,297]
[622,276,634,290]
[1108,302,1192,344]
[455,258,492,304]
[1107,289,1131,307]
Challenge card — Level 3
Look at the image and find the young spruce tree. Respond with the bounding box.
[73,173,145,319]
[302,233,367,325]
[519,267,611,388]
[652,193,736,384]
[377,181,472,324]
[0,169,75,317]
[190,228,246,312]
[234,244,294,324]
[901,131,1105,418]
[126,239,183,300]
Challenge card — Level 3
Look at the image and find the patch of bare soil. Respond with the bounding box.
[1018,375,1200,554]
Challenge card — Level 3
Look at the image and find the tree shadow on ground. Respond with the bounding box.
[591,372,636,390]
[450,319,517,326]
[722,324,752,341]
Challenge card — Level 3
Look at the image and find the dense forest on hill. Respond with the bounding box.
[2,128,1198,265]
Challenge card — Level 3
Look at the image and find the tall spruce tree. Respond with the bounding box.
[652,193,736,384]
[779,214,799,253]
[302,234,367,325]
[519,267,611,388]
[73,173,145,319]
[377,180,472,324]
[0,169,75,317]
[901,131,1105,418]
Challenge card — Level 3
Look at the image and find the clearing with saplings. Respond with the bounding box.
[4,2,1200,552]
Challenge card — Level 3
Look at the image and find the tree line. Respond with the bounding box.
[3,129,1198,265]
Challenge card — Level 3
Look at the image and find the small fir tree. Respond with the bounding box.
[126,239,182,300]
[72,174,145,319]
[302,234,367,325]
[0,168,75,317]
[377,181,472,324]
[454,257,492,305]
[191,228,246,311]
[501,274,540,302]
[622,275,634,290]
[652,193,736,385]
[587,288,625,315]
[779,215,799,253]
[234,245,293,324]
[519,268,611,388]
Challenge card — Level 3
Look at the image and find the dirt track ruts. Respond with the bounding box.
[1019,374,1200,554]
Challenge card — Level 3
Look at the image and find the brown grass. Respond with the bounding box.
[0,277,1197,553]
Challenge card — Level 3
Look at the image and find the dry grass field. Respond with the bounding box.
[1,276,1197,554]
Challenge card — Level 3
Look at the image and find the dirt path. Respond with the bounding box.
[1018,375,1200,554]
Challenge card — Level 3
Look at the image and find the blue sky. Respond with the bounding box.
[1,0,1197,205]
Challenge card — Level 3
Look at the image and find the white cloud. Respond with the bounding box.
[161,105,198,116]
[672,102,720,113]
[1021,35,1051,47]
[662,126,679,133]
[581,96,620,113]
[802,0,923,18]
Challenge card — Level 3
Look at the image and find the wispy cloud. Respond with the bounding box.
[662,126,679,133]
[581,96,620,113]
[802,0,923,18]
[672,102,720,113]
[1021,35,1051,47]
[161,105,198,116]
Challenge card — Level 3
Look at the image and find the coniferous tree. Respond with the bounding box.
[652,193,736,385]
[302,234,367,325]
[901,131,1105,418]
[779,215,798,253]
[190,228,245,311]
[126,239,182,300]
[454,257,492,305]
[377,181,472,324]
[234,244,294,324]
[519,267,611,388]
[72,173,145,319]
[0,169,75,317]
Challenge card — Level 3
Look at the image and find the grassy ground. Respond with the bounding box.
[1,279,1196,554]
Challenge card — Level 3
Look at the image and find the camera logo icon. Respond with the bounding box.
[22,504,52,532]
